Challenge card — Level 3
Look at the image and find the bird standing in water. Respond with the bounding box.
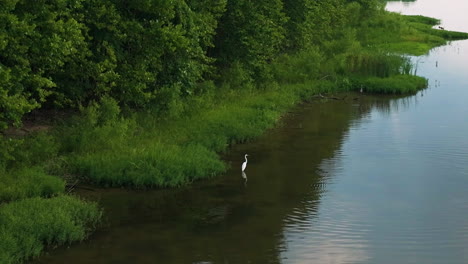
[242,154,249,172]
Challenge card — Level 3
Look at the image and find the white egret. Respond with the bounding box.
[241,154,249,172]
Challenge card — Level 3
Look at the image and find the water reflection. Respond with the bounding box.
[241,171,247,185]
[282,198,371,264]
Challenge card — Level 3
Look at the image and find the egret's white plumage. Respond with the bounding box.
[241,154,249,172]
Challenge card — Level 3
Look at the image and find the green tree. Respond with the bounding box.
[79,0,226,112]
[0,0,88,128]
[282,0,315,51]
[213,0,287,82]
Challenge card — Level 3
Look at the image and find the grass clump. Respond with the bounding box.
[72,143,226,188]
[340,49,427,94]
[0,133,101,264]
[0,195,102,264]
[354,74,428,94]
[343,51,413,77]
[0,167,64,203]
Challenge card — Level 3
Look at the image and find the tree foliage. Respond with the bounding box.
[0,0,382,129]
[0,0,88,128]
[213,0,287,81]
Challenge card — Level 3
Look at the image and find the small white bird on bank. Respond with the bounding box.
[241,154,249,172]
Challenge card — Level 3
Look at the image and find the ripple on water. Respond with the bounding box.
[281,183,468,263]
[281,195,373,261]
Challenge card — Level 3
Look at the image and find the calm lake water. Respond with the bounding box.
[35,1,468,264]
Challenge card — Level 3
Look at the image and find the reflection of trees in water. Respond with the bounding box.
[276,94,420,262]
[356,93,418,118]
[223,94,421,262]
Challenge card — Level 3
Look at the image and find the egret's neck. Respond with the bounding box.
[245,155,248,162]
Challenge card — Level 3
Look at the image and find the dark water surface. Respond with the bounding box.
[35,2,468,264]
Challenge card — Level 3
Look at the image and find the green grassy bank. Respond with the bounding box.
[0,195,101,264]
[1,11,468,264]
[361,13,468,55]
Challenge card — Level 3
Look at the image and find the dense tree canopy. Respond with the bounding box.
[0,0,380,129]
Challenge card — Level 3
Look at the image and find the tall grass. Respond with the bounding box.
[344,51,413,77]
[339,49,427,94]
[353,74,428,94]
[0,195,102,264]
[0,167,64,203]
[72,143,226,188]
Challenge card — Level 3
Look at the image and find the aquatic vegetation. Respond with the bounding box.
[344,51,413,77]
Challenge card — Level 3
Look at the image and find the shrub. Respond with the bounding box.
[56,97,135,154]
[0,167,65,203]
[271,47,324,84]
[0,132,58,171]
